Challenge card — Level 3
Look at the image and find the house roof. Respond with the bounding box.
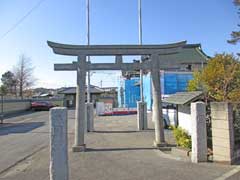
[58,85,104,95]
[162,91,204,105]
[160,44,209,67]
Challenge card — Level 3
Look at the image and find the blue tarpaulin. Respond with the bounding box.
[118,72,193,109]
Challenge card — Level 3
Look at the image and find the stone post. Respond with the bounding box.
[72,55,86,152]
[191,102,207,163]
[50,107,69,180]
[151,53,165,146]
[137,101,147,130]
[85,103,94,132]
[211,102,235,164]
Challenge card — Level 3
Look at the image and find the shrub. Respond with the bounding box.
[173,127,191,149]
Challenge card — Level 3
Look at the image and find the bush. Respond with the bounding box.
[173,127,191,149]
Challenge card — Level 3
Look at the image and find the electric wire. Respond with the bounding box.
[0,0,47,41]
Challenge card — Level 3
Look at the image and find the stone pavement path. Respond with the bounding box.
[0,111,239,180]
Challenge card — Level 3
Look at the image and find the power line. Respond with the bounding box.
[0,0,47,41]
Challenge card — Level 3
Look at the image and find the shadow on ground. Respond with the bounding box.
[0,122,45,136]
[86,147,156,152]
[1,110,39,120]
[94,130,138,133]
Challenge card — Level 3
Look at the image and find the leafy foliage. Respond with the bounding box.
[187,54,240,102]
[173,127,191,149]
[228,0,240,46]
[1,71,17,95]
[0,85,7,95]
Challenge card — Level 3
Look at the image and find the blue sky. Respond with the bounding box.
[0,0,239,88]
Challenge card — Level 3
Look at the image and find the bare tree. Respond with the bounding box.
[14,54,35,99]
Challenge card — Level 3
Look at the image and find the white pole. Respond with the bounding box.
[87,0,91,103]
[138,0,144,102]
[138,0,143,45]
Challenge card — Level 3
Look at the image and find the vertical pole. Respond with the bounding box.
[72,55,86,152]
[87,0,91,103]
[85,0,94,133]
[137,0,148,130]
[1,94,3,124]
[151,54,165,146]
[138,0,144,102]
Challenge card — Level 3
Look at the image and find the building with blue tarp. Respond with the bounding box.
[118,77,140,108]
[143,71,193,110]
[117,43,209,109]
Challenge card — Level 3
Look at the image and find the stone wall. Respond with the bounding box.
[211,102,240,164]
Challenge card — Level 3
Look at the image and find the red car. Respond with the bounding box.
[31,101,55,111]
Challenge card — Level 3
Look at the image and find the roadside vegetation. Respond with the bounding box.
[172,126,191,149]
[0,54,35,99]
[187,53,240,102]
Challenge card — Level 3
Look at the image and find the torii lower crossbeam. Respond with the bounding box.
[48,41,187,151]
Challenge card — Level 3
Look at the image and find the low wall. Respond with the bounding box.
[162,108,177,126]
[211,102,240,164]
[178,105,192,135]
[0,98,64,115]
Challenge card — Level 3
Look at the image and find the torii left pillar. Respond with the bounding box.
[72,55,86,152]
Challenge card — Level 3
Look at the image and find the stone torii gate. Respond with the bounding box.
[48,40,187,152]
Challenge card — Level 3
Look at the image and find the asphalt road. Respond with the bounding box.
[0,110,75,174]
[0,110,239,180]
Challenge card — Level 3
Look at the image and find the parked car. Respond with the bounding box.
[31,101,56,111]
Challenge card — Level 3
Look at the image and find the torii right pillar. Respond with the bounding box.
[151,54,165,147]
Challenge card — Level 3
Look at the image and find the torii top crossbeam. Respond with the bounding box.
[47,40,187,151]
[47,41,186,56]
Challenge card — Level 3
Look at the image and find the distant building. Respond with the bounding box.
[117,44,209,109]
[58,85,117,108]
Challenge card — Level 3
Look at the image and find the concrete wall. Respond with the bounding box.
[0,98,64,115]
[162,108,177,126]
[178,105,192,135]
[211,102,240,164]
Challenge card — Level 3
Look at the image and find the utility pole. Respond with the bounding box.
[87,0,91,103]
[85,0,94,132]
[138,0,144,102]
[137,0,148,131]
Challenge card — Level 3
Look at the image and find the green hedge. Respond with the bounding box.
[173,127,191,149]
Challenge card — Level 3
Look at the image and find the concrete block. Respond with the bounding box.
[212,137,231,148]
[211,102,235,164]
[72,144,86,152]
[213,154,232,163]
[211,102,230,112]
[191,102,207,163]
[85,103,94,132]
[137,101,147,130]
[212,128,230,139]
[211,120,230,130]
[212,145,232,157]
[50,107,69,180]
[211,111,229,121]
